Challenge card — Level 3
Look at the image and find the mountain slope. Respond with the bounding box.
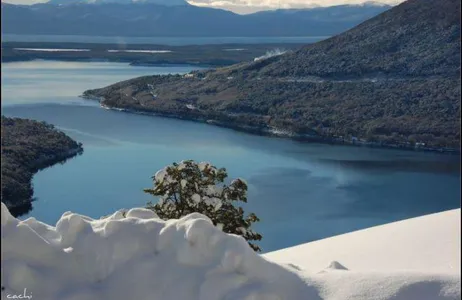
[256,0,461,78]
[84,0,461,150]
[1,2,391,37]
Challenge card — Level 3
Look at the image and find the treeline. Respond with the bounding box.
[1,116,83,216]
[228,78,461,148]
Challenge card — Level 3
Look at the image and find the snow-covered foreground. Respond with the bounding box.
[264,209,461,300]
[264,209,461,274]
[1,203,460,300]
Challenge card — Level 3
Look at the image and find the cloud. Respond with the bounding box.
[188,0,404,10]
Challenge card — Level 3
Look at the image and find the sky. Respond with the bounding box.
[4,0,405,14]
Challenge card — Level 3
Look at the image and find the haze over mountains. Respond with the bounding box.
[2,1,391,37]
[48,0,187,5]
[84,0,461,149]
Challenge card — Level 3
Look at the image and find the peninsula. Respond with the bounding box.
[83,0,460,153]
[1,116,83,217]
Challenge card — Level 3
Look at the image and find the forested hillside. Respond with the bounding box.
[1,117,83,216]
[84,0,461,150]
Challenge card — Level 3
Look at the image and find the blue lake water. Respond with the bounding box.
[2,60,460,252]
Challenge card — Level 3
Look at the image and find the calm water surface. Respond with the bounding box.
[2,60,460,252]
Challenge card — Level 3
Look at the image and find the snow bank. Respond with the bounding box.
[264,209,461,300]
[1,203,312,300]
[2,203,460,300]
[264,209,460,274]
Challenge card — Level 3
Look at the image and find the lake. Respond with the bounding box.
[2,60,460,252]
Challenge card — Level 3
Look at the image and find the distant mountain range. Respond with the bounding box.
[48,0,187,5]
[1,2,391,37]
[84,0,461,151]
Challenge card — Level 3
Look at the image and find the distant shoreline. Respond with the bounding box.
[1,42,307,67]
[2,57,217,69]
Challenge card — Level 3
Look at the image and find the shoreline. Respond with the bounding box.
[1,57,228,69]
[1,42,307,68]
[82,95,460,155]
[6,146,84,217]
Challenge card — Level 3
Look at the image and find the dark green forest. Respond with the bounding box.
[1,116,83,216]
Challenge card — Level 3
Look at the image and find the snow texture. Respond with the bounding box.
[2,203,460,300]
[1,203,311,300]
[264,209,461,300]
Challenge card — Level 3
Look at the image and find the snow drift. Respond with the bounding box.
[1,203,460,300]
[1,203,312,300]
[265,209,461,300]
[265,209,461,274]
